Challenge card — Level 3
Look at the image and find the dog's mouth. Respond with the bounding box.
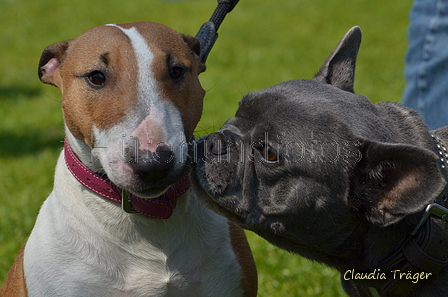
[192,168,297,241]
[126,183,171,199]
[191,173,270,232]
[197,187,292,240]
[191,170,244,220]
[204,193,248,225]
[117,163,189,199]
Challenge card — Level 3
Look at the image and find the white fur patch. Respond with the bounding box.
[106,24,159,107]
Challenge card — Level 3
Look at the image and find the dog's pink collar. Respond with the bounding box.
[63,138,190,219]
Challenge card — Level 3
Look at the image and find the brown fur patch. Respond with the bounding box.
[228,221,258,297]
[58,25,139,147]
[0,244,28,297]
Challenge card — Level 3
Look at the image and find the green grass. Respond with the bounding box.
[0,0,412,295]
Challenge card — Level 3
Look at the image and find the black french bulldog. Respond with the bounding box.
[190,26,448,296]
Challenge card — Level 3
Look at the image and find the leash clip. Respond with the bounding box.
[122,190,137,213]
[410,203,448,235]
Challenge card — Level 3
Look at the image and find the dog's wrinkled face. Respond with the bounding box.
[192,80,368,253]
[191,27,446,260]
[38,22,206,198]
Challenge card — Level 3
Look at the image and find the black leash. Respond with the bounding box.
[195,0,240,63]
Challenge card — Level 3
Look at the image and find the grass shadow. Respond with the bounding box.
[0,128,64,158]
[0,85,42,101]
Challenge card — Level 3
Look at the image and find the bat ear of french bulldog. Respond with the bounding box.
[349,139,447,227]
[38,40,71,88]
[313,26,362,93]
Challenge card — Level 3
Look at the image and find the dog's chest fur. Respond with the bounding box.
[23,151,243,297]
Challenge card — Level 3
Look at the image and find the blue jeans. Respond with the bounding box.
[402,0,448,130]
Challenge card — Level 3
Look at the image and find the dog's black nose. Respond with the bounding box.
[126,145,175,181]
[207,132,228,156]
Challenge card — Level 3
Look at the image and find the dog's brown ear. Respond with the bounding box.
[182,34,206,74]
[313,26,362,93]
[349,140,446,227]
[38,40,70,87]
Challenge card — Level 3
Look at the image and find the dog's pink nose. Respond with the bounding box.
[131,115,167,153]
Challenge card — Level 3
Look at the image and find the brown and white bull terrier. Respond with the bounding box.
[0,22,257,297]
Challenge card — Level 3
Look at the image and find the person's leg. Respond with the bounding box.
[402,0,448,130]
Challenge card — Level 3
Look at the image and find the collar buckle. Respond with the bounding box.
[122,190,138,213]
[410,203,448,235]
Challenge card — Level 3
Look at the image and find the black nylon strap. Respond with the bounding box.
[402,233,448,273]
[383,218,448,296]
[195,0,240,63]
[353,216,448,296]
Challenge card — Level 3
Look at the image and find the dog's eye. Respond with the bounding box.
[169,66,184,80]
[87,71,106,86]
[261,145,278,162]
